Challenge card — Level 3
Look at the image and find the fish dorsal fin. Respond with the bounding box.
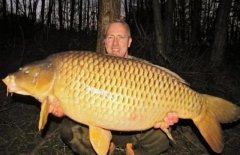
[127,55,189,85]
[89,126,112,155]
[38,98,50,130]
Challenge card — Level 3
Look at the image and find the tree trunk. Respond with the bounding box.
[152,0,167,61]
[58,0,63,30]
[47,0,53,26]
[10,0,13,16]
[23,0,27,16]
[64,0,69,29]
[2,0,7,19]
[70,0,75,31]
[31,0,38,23]
[41,0,45,26]
[179,0,186,43]
[164,0,175,58]
[211,0,232,67]
[124,0,129,21]
[28,0,33,19]
[16,0,19,15]
[86,0,90,34]
[190,0,202,46]
[78,0,83,32]
[96,0,120,54]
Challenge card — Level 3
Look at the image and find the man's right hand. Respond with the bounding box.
[154,112,179,129]
[49,102,65,117]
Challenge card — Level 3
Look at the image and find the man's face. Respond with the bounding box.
[104,23,132,58]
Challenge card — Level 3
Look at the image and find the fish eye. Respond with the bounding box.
[21,67,30,74]
[24,70,30,74]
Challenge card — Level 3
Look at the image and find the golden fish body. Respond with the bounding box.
[53,52,201,130]
[2,51,240,154]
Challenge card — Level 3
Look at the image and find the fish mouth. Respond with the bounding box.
[2,75,29,96]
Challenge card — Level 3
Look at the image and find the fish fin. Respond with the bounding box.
[126,143,135,155]
[203,94,240,123]
[89,126,112,155]
[108,142,115,155]
[193,110,223,153]
[193,94,240,153]
[38,98,50,130]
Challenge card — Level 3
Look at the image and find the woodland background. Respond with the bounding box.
[0,0,240,154]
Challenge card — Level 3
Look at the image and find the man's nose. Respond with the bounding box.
[113,37,119,46]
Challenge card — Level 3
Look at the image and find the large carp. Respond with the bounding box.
[2,51,240,154]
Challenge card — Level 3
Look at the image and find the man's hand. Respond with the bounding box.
[49,102,65,117]
[164,112,179,127]
[154,112,179,129]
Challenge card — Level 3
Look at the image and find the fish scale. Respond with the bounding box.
[51,52,200,130]
[2,51,240,154]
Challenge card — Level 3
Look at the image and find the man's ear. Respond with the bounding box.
[103,38,106,45]
[128,37,132,47]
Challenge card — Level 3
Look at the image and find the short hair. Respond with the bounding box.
[104,19,131,38]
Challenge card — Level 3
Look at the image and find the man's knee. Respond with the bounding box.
[60,118,75,144]
[60,118,96,154]
[132,129,170,155]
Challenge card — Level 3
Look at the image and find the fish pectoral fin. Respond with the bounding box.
[89,126,112,155]
[126,143,135,155]
[38,98,50,131]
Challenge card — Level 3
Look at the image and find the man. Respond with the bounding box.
[60,19,178,155]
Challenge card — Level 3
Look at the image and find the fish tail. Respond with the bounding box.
[192,94,240,153]
[203,94,240,123]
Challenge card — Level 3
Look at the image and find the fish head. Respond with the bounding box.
[2,59,56,99]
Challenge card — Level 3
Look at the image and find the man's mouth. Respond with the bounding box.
[112,48,120,52]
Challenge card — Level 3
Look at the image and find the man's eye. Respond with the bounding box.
[117,36,127,40]
[107,36,114,40]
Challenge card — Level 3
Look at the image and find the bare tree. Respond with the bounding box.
[41,0,45,26]
[179,0,186,43]
[86,0,90,33]
[211,0,233,67]
[10,0,13,16]
[96,0,120,54]
[2,0,7,19]
[23,0,27,16]
[78,0,83,32]
[16,0,19,15]
[190,0,202,46]
[47,0,53,26]
[152,0,167,61]
[70,0,75,31]
[28,0,39,22]
[164,0,175,58]
[64,0,69,29]
[58,0,63,30]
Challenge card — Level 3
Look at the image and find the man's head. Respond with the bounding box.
[104,19,132,58]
